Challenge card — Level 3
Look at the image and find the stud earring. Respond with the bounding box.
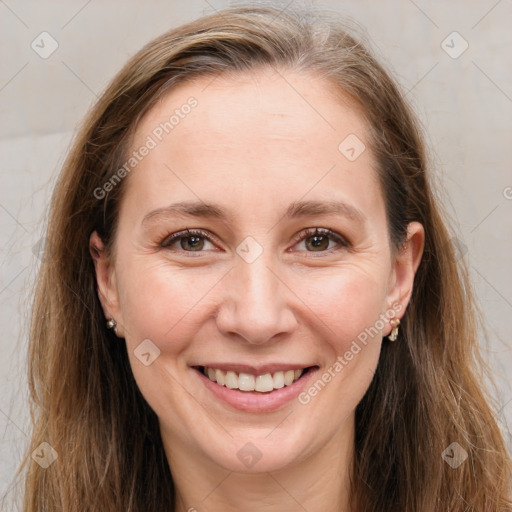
[106,318,117,330]
[388,318,400,342]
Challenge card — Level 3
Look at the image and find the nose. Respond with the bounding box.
[215,255,298,345]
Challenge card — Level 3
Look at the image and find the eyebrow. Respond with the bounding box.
[284,199,365,223]
[142,201,229,227]
[141,199,366,227]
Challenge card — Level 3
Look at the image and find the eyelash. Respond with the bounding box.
[160,227,349,255]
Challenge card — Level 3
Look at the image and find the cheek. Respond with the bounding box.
[117,257,224,345]
[293,264,390,346]
[114,259,224,429]
[293,269,386,416]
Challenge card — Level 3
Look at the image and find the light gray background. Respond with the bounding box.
[1,0,511,505]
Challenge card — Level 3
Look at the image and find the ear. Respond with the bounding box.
[385,221,424,334]
[89,231,124,337]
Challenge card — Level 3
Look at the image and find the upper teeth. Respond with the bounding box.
[203,367,304,392]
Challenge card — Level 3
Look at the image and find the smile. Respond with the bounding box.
[192,365,319,413]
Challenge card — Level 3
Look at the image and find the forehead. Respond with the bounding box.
[123,68,382,224]
[135,67,368,155]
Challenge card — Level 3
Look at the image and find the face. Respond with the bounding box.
[91,68,423,474]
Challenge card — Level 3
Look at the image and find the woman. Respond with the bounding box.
[15,5,511,511]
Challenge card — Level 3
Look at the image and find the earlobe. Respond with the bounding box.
[386,222,425,333]
[89,231,124,337]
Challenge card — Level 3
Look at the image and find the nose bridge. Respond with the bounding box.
[238,255,278,308]
[216,250,296,345]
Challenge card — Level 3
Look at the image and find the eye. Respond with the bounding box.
[160,227,348,255]
[161,228,217,252]
[291,227,349,253]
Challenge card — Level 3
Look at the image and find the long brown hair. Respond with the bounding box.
[11,5,511,511]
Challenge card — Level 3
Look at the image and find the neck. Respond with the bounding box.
[166,416,355,512]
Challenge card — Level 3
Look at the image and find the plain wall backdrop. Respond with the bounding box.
[1,0,511,504]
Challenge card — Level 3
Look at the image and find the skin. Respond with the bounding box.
[90,68,424,512]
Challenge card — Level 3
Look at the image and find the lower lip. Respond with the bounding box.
[193,367,319,413]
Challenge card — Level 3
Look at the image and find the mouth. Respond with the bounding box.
[191,364,320,412]
[192,365,316,393]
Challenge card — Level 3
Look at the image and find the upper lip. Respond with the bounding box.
[191,363,317,375]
